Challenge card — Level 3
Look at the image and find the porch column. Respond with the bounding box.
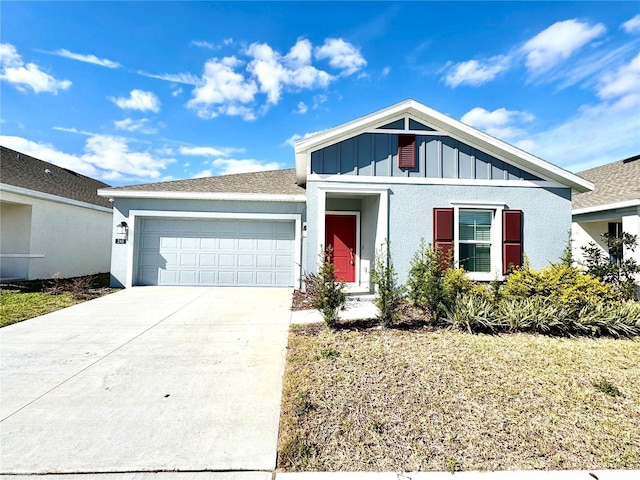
[622,210,640,286]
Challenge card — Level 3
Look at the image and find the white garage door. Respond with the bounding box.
[136,218,295,286]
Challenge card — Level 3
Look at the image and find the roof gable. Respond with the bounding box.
[294,99,593,192]
[0,146,112,208]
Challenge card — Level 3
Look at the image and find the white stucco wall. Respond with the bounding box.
[0,190,112,280]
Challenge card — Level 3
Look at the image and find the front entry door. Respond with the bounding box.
[325,214,357,282]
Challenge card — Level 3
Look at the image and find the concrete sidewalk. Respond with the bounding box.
[0,287,292,474]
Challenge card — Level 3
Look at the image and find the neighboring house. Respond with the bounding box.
[572,155,640,278]
[99,99,593,289]
[0,146,113,281]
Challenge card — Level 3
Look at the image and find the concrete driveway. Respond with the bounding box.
[0,287,292,475]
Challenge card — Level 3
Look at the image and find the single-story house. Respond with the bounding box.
[572,154,640,277]
[99,99,593,289]
[0,146,113,281]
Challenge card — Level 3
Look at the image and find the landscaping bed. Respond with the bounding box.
[278,323,640,471]
[0,273,117,327]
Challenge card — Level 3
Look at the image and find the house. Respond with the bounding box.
[0,146,113,281]
[572,155,640,277]
[99,99,593,289]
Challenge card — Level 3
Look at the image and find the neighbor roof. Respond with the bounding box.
[0,146,112,209]
[294,99,594,192]
[100,168,306,200]
[572,154,640,211]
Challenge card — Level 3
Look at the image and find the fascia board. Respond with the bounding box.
[572,199,640,216]
[1,183,113,213]
[98,189,306,203]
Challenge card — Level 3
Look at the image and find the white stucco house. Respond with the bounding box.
[99,99,593,289]
[572,154,640,277]
[0,146,113,281]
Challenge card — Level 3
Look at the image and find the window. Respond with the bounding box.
[433,205,522,280]
[458,210,492,273]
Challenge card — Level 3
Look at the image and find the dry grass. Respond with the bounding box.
[278,324,640,471]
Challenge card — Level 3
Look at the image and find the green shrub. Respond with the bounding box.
[495,296,571,335]
[443,267,490,303]
[501,263,616,318]
[312,247,347,327]
[371,241,406,327]
[444,292,497,333]
[581,232,640,300]
[575,301,640,338]
[407,239,450,320]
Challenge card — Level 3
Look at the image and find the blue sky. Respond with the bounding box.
[1,1,639,186]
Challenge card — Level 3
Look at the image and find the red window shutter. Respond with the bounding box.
[433,207,454,269]
[503,210,523,274]
[398,135,416,169]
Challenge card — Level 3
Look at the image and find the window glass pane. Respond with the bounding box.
[459,210,492,241]
[460,244,491,272]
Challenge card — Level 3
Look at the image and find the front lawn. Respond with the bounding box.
[0,290,81,327]
[278,324,640,471]
[0,273,116,327]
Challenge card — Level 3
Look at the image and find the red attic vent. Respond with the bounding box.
[398,135,416,169]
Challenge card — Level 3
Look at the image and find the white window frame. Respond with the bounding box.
[451,201,506,282]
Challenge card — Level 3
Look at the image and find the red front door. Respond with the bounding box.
[325,214,357,282]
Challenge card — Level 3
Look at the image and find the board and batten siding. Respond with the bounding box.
[310,133,542,181]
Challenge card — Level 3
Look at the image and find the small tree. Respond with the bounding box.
[559,230,573,267]
[313,246,347,327]
[406,239,450,320]
[581,232,640,300]
[371,241,406,327]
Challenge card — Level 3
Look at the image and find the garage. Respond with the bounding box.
[136,217,296,286]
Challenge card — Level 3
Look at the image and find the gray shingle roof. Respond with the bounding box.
[0,146,112,209]
[104,168,306,196]
[573,155,640,210]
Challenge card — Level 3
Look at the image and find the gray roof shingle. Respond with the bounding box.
[0,146,112,209]
[104,168,306,196]
[573,155,640,210]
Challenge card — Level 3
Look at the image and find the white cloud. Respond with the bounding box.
[381,66,391,77]
[211,158,282,175]
[138,70,200,85]
[51,49,120,68]
[597,52,640,106]
[444,56,509,87]
[522,19,606,73]
[110,89,161,113]
[0,134,174,182]
[187,56,258,119]
[510,54,640,171]
[294,101,308,114]
[622,14,640,34]
[461,107,535,140]
[246,40,333,104]
[191,40,216,49]
[0,43,71,94]
[171,87,183,97]
[314,38,367,75]
[52,126,94,135]
[192,169,213,178]
[113,118,157,134]
[282,133,303,147]
[179,145,245,157]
